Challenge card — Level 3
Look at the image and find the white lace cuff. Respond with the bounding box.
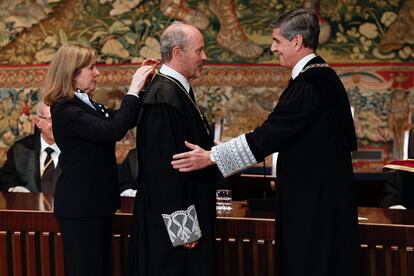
[161,204,202,247]
[212,134,257,177]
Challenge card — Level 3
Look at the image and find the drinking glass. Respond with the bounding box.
[216,189,232,211]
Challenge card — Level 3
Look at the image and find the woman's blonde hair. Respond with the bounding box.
[43,44,96,106]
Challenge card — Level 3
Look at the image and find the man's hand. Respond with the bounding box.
[8,186,30,193]
[182,240,198,249]
[214,140,222,145]
[120,189,137,197]
[171,141,213,172]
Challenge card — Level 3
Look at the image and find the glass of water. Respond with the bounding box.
[216,189,232,211]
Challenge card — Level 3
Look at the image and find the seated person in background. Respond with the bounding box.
[118,147,138,197]
[381,160,414,209]
[0,101,60,194]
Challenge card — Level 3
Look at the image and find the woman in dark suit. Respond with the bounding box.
[43,43,156,276]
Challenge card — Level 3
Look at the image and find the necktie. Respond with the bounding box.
[41,147,55,194]
[189,87,196,103]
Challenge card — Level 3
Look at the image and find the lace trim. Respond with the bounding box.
[212,134,257,177]
[300,63,330,74]
[161,204,202,247]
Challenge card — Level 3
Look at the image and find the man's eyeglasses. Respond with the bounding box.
[38,116,52,122]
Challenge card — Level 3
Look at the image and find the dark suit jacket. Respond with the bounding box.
[380,128,414,209]
[118,148,138,193]
[0,133,61,193]
[381,170,414,208]
[51,95,140,218]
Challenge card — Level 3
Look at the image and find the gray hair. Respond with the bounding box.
[160,21,189,63]
[271,9,320,51]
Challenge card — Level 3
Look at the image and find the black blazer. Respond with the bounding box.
[118,148,138,193]
[381,170,414,209]
[51,95,140,218]
[0,133,61,193]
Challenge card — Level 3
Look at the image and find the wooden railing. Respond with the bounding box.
[358,208,414,276]
[1,193,414,276]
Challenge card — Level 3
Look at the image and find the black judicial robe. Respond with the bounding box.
[127,74,217,276]
[246,56,359,276]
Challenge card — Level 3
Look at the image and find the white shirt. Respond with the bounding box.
[291,53,317,80]
[40,136,60,171]
[74,91,96,110]
[160,64,191,94]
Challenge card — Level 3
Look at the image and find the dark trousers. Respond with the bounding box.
[57,216,113,276]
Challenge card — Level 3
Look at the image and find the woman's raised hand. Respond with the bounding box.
[128,58,160,96]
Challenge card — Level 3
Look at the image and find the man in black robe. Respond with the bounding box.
[126,22,217,276]
[172,9,359,276]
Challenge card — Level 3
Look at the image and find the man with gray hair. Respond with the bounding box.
[0,101,61,194]
[127,22,217,276]
[172,9,359,276]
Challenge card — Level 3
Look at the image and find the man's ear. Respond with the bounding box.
[172,47,182,61]
[34,117,41,129]
[295,35,304,51]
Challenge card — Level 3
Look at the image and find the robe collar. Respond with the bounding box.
[291,53,317,80]
[159,64,191,94]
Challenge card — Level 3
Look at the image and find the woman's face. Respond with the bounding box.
[74,59,100,93]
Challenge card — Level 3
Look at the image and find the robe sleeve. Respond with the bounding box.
[211,134,257,177]
[212,81,320,177]
[140,103,202,247]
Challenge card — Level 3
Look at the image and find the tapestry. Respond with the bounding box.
[0,0,413,173]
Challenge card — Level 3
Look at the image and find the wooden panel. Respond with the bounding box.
[11,231,22,276]
[383,245,392,276]
[54,233,64,276]
[360,244,370,276]
[25,232,37,276]
[111,234,122,276]
[40,232,51,276]
[375,245,386,276]
[398,246,408,276]
[252,240,261,276]
[389,246,401,276]
[238,239,250,276]
[0,231,9,276]
[224,238,239,276]
[253,239,273,276]
[216,238,225,276]
[266,241,275,276]
[120,235,129,274]
[406,247,414,276]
